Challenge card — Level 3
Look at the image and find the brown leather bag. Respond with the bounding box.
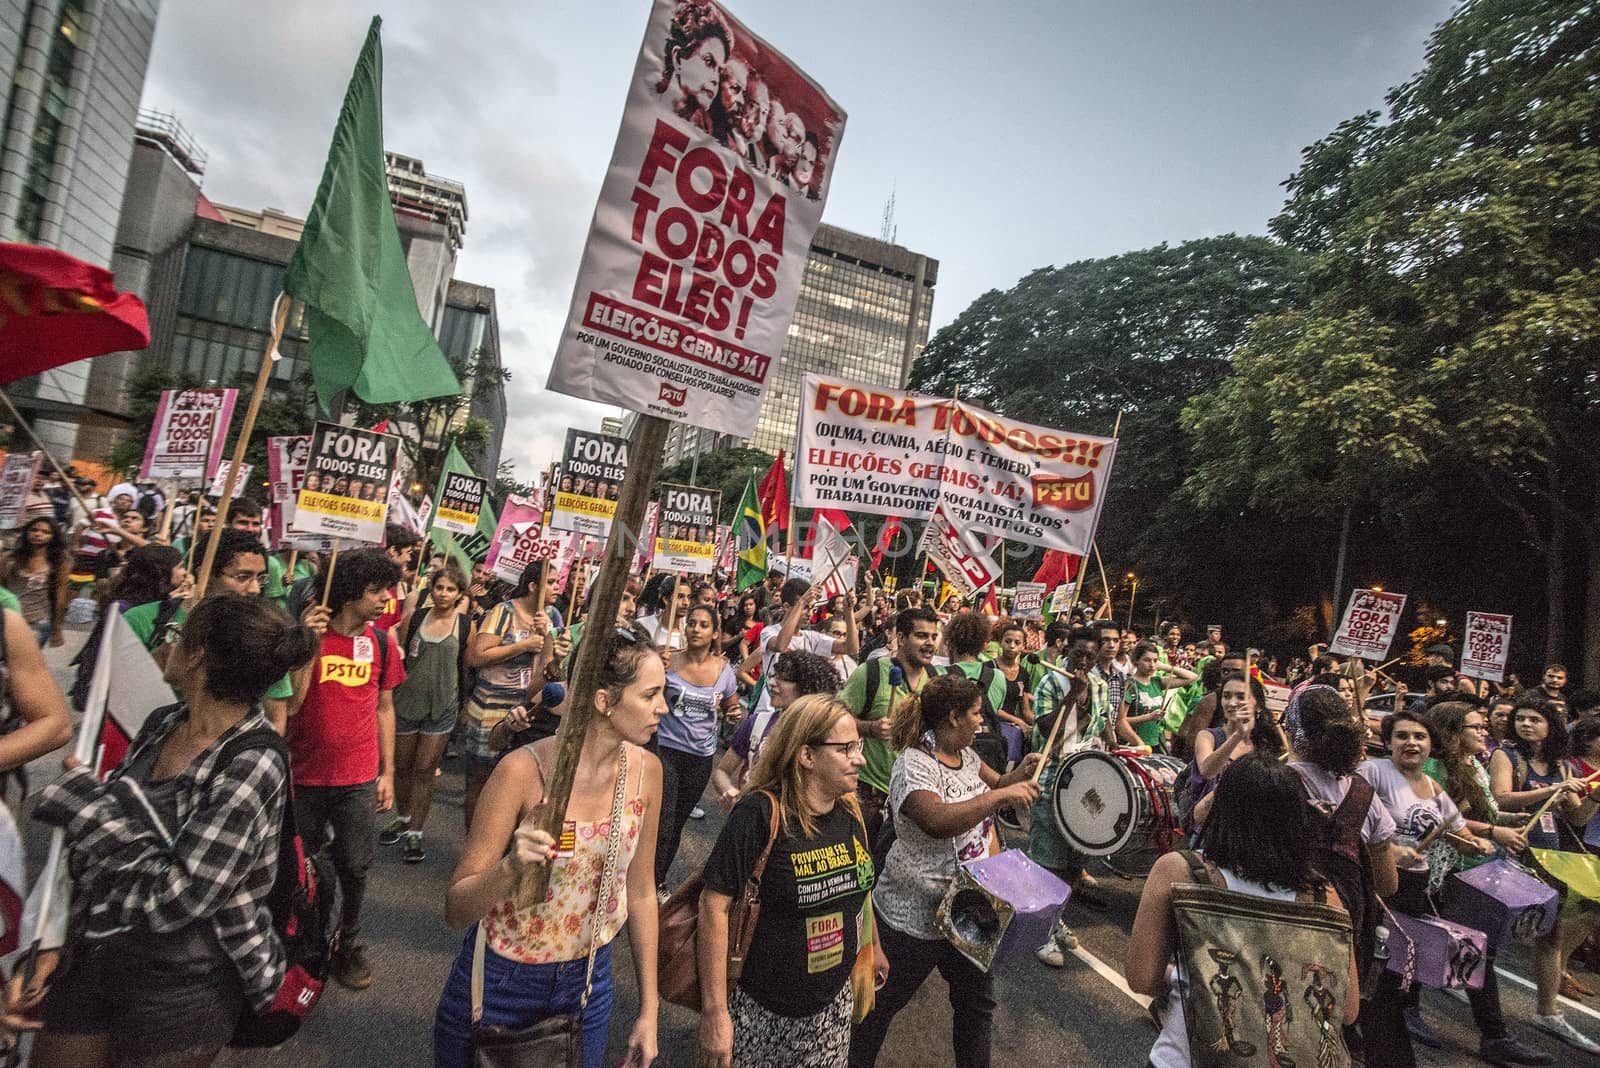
[657,791,782,1010]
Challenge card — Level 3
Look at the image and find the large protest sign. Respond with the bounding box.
[1461,612,1513,683]
[0,452,41,529]
[652,483,719,574]
[918,505,1001,598]
[552,429,630,538]
[486,493,573,585]
[1012,581,1046,620]
[139,389,237,481]
[293,422,398,543]
[268,436,335,551]
[545,0,846,436]
[1329,589,1409,659]
[434,471,487,536]
[794,375,1117,555]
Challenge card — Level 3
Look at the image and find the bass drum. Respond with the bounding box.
[1050,749,1186,858]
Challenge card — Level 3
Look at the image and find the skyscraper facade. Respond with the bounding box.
[1,0,162,456]
[659,222,937,466]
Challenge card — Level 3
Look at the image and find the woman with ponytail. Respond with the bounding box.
[848,675,1041,1068]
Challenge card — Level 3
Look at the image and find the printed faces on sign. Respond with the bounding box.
[1328,589,1409,660]
[794,374,1117,556]
[544,0,846,437]
[434,472,487,536]
[292,422,399,544]
[652,483,720,575]
[1460,612,1512,683]
[140,389,237,481]
[551,429,630,537]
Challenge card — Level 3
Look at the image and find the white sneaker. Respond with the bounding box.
[1035,941,1066,967]
[1055,924,1080,951]
[689,806,705,819]
[1533,1012,1600,1054]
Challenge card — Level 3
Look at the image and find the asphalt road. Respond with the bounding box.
[20,628,1600,1067]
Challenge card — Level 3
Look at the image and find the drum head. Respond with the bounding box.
[1052,750,1137,856]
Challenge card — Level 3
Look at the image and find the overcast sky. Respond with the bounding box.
[139,0,1458,478]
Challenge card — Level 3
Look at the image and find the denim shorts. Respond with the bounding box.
[396,704,459,737]
[433,925,614,1068]
[41,927,244,1062]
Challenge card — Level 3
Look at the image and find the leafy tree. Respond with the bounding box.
[343,349,510,486]
[1195,0,1600,672]
[655,446,775,523]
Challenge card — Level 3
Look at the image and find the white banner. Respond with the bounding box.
[1461,611,1512,683]
[207,460,253,500]
[1328,589,1408,660]
[0,452,42,529]
[1012,581,1045,620]
[918,505,1001,599]
[795,374,1117,554]
[813,514,857,598]
[545,0,846,436]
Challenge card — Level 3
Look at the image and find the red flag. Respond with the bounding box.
[758,450,789,534]
[1031,549,1082,589]
[871,517,902,571]
[0,243,150,383]
[981,586,1000,614]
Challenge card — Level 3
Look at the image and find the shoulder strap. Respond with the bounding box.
[146,597,183,651]
[751,790,782,880]
[1332,774,1374,833]
[372,624,390,680]
[403,605,428,653]
[210,724,295,837]
[863,656,886,715]
[1178,848,1217,887]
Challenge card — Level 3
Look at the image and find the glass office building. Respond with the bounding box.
[660,223,937,465]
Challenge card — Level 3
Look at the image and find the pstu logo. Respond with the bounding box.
[658,382,686,407]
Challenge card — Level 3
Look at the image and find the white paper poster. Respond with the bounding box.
[545,0,846,436]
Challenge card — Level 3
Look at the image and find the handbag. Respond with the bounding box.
[657,790,781,1010]
[470,747,629,1067]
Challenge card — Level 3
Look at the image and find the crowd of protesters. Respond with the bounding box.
[0,470,1596,1068]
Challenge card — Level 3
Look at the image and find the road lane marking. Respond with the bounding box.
[1494,966,1600,1026]
[1070,945,1152,1009]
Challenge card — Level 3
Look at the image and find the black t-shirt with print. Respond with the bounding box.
[702,791,874,1018]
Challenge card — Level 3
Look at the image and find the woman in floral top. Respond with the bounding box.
[436,625,665,1068]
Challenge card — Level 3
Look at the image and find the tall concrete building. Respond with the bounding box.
[1,0,162,457]
[77,124,508,477]
[658,223,937,465]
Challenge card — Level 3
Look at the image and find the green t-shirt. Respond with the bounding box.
[0,588,20,615]
[123,600,293,700]
[1124,676,1171,747]
[952,659,1009,719]
[264,554,289,609]
[839,658,937,794]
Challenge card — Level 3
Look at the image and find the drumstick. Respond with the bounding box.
[1031,662,1078,784]
[1520,767,1600,834]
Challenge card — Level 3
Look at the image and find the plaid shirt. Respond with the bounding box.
[33,704,287,1011]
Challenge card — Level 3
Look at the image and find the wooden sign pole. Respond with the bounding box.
[520,414,668,906]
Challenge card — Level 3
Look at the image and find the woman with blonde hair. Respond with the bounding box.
[698,694,885,1068]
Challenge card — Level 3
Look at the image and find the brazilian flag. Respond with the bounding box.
[735,476,766,592]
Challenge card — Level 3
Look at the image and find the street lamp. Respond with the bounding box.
[1125,571,1139,632]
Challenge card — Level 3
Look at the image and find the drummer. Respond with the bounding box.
[847,674,1041,1068]
[1486,697,1600,1054]
[1026,626,1110,965]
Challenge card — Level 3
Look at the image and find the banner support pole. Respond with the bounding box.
[520,413,669,907]
[195,294,290,600]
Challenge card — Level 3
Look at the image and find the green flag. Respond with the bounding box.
[428,442,497,570]
[284,17,460,411]
[735,476,766,592]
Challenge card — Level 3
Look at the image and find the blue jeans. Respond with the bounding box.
[434,925,614,1068]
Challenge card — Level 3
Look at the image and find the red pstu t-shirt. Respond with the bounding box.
[288,625,406,787]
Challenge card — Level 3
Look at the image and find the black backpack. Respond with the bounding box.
[208,727,342,1048]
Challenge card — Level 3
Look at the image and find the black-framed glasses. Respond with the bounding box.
[811,739,864,757]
